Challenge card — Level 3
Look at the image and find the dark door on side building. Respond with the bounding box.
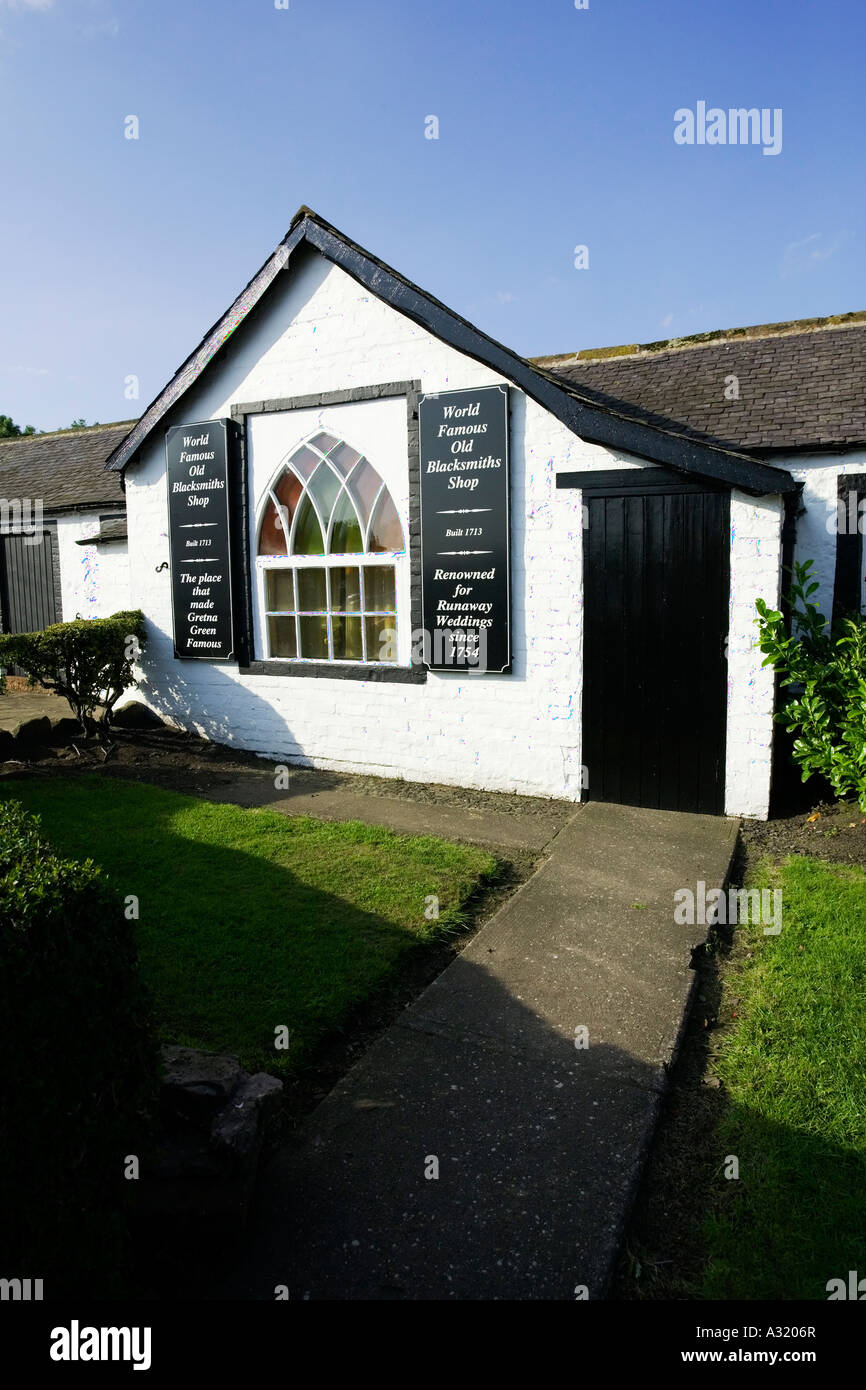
[582,482,730,815]
[0,531,60,638]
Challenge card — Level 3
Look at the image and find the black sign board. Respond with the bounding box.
[166,419,235,661]
[418,384,510,673]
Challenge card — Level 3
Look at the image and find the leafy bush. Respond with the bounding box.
[0,799,159,1294]
[756,560,866,807]
[0,609,147,735]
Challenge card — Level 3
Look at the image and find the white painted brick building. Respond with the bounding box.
[100,210,818,820]
[10,212,860,821]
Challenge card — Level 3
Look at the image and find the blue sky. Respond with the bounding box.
[1,0,863,432]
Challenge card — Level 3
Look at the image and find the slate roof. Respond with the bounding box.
[104,208,794,496]
[534,313,866,455]
[7,302,863,517]
[0,422,132,512]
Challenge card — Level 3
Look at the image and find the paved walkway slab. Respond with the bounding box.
[0,690,73,729]
[199,771,571,853]
[210,802,739,1300]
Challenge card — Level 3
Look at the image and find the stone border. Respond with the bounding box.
[0,712,82,758]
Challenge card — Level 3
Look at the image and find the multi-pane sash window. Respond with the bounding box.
[257,431,405,664]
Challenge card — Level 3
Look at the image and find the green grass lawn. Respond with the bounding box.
[701,855,866,1299]
[2,776,497,1078]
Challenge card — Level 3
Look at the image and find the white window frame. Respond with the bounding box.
[253,432,409,667]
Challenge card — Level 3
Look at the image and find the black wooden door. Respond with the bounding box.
[582,488,730,815]
[0,532,60,636]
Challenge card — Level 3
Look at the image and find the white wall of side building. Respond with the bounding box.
[56,512,130,619]
[778,449,866,620]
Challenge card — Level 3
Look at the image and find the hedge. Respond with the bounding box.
[0,799,160,1294]
[0,610,147,734]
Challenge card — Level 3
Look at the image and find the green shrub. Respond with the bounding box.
[756,560,866,807]
[0,799,160,1295]
[0,609,147,735]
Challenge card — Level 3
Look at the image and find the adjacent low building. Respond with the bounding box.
[0,422,132,630]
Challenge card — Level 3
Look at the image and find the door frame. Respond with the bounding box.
[558,466,732,814]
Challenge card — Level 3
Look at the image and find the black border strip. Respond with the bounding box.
[239,660,426,684]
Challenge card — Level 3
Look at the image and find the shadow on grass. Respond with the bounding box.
[0,776,495,1085]
[0,772,505,1298]
[699,1101,866,1301]
[612,885,866,1302]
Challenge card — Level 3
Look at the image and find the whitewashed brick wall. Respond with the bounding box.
[725,491,783,819]
[123,251,784,814]
[56,513,130,620]
[780,449,866,620]
[724,452,866,817]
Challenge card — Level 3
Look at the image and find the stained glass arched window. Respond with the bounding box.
[256,431,405,664]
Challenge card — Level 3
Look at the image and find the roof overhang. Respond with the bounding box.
[105,209,797,498]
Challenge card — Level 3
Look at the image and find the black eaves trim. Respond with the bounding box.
[239,661,427,684]
[557,466,727,495]
[104,209,797,499]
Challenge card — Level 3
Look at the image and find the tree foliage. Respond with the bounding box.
[0,610,147,735]
[756,560,866,808]
[0,414,37,438]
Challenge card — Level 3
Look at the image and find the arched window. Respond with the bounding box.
[256,430,405,664]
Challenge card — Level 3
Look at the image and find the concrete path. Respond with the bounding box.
[218,801,739,1301]
[0,689,73,729]
[202,770,570,853]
